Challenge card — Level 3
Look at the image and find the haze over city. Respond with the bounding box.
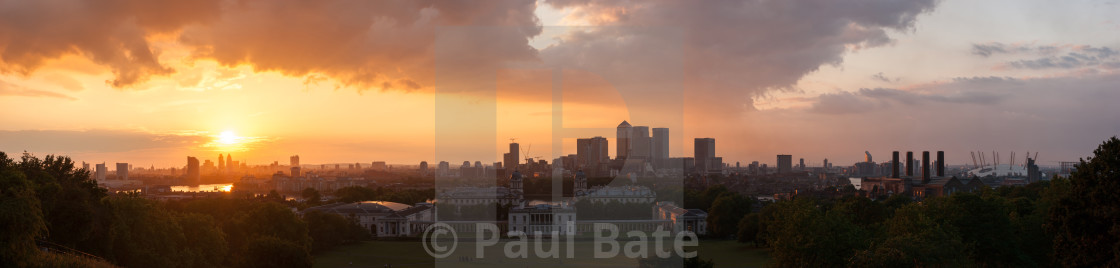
[1,0,1117,168]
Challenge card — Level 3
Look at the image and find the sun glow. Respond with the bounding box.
[205,130,265,152]
[217,130,242,145]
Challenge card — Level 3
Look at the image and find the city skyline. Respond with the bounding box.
[1,0,1118,168]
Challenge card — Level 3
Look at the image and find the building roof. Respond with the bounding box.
[618,120,631,128]
[305,201,411,215]
[582,185,655,198]
[397,204,433,217]
[925,177,959,187]
[655,201,689,215]
[437,186,517,198]
[684,209,708,217]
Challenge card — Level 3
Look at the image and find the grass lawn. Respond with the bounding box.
[313,239,769,268]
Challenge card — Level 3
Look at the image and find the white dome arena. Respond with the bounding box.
[968,164,1029,177]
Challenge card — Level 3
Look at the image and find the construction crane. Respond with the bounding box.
[971,152,978,168]
[521,144,534,165]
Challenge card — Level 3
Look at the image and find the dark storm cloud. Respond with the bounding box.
[0,0,223,87]
[871,72,898,83]
[970,42,1119,70]
[971,42,1061,57]
[0,0,542,91]
[810,91,880,114]
[1005,48,1117,70]
[541,0,941,116]
[771,73,1120,165]
[859,87,1004,105]
[971,43,1009,57]
[809,77,1015,114]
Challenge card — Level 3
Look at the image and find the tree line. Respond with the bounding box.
[0,152,398,268]
[695,137,1120,267]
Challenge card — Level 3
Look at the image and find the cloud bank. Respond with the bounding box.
[0,0,542,91]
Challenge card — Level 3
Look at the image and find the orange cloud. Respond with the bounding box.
[0,0,542,92]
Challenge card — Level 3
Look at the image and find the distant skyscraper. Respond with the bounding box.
[82,162,90,172]
[186,157,200,185]
[372,161,388,171]
[1027,157,1041,183]
[438,161,450,177]
[798,158,805,170]
[226,154,232,172]
[504,142,520,171]
[652,128,669,167]
[95,163,106,181]
[616,121,632,160]
[291,166,301,177]
[116,163,129,180]
[631,126,651,160]
[218,154,225,172]
[694,138,716,173]
[576,136,609,175]
[460,161,472,178]
[777,155,792,174]
[419,161,429,175]
[290,155,300,167]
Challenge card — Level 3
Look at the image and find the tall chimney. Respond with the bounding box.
[906,151,914,177]
[922,151,930,184]
[892,151,900,178]
[937,151,945,177]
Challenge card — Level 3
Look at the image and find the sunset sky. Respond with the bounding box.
[1,0,1118,168]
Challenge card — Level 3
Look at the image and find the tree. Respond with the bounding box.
[697,185,729,210]
[1050,136,1120,267]
[831,196,886,228]
[16,153,107,250]
[922,193,1031,266]
[304,210,368,252]
[706,192,752,238]
[102,196,188,268]
[177,213,229,267]
[736,213,760,245]
[300,188,321,206]
[334,186,377,203]
[849,204,967,267]
[0,152,47,267]
[229,202,312,251]
[762,198,870,267]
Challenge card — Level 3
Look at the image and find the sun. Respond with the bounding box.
[217,130,242,145]
[204,130,264,152]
